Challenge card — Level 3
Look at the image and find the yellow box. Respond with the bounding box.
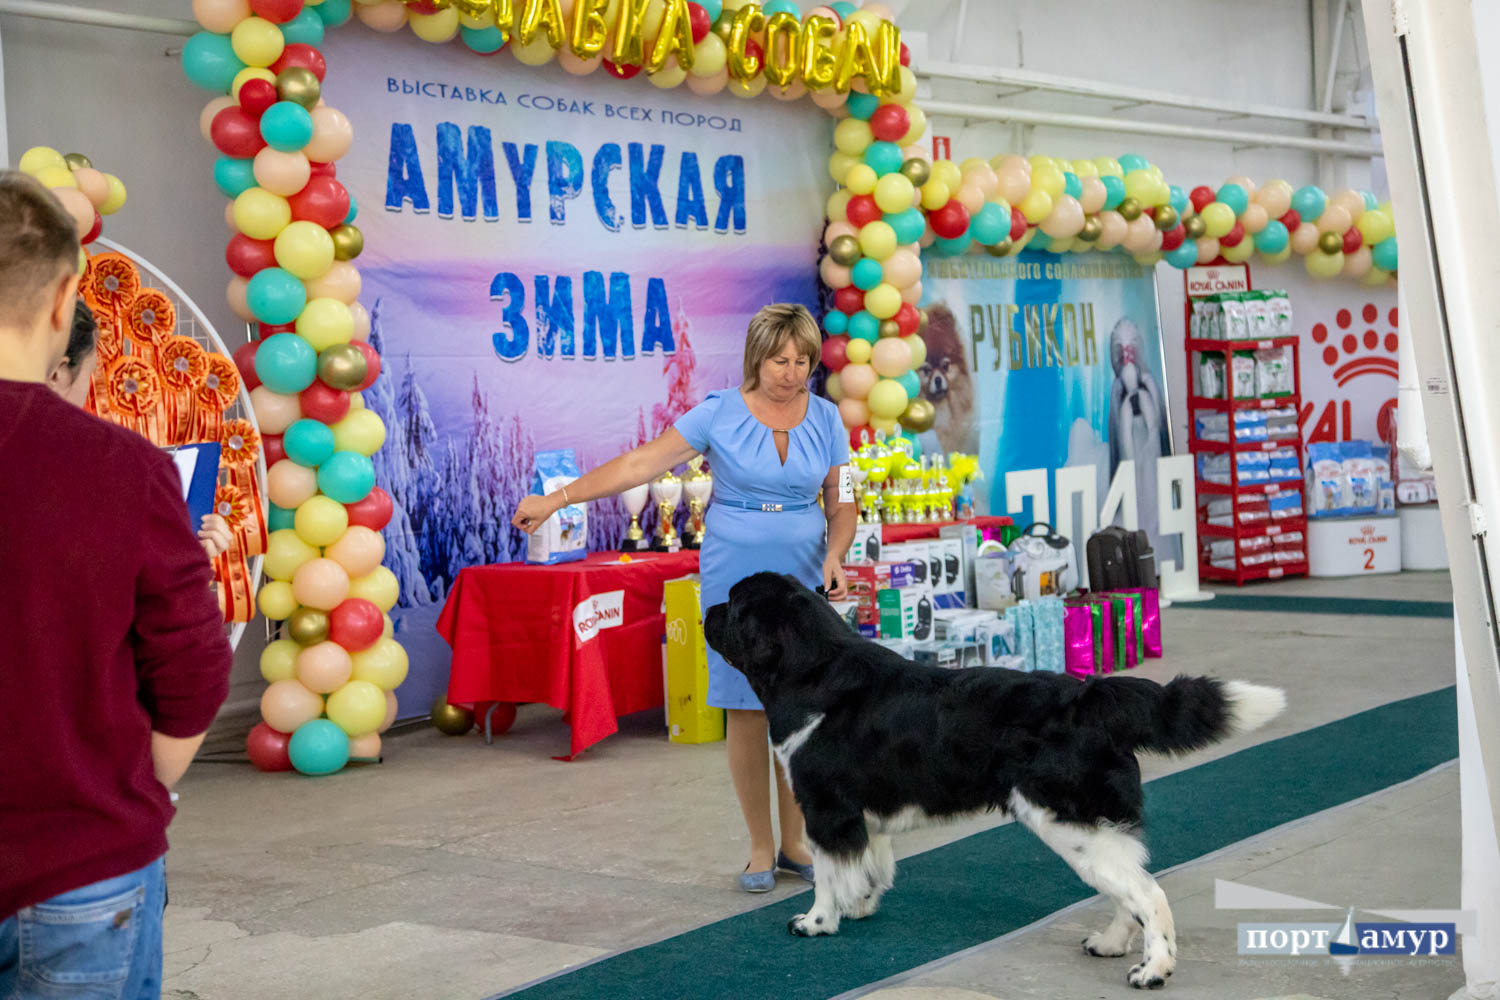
[663,578,725,744]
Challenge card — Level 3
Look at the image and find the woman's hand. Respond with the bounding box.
[198,514,232,560]
[512,494,559,534]
[822,554,848,601]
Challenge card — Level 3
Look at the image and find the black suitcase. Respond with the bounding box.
[1087,526,1158,590]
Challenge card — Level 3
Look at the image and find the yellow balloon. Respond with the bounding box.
[864,283,901,319]
[857,220,897,261]
[99,174,128,215]
[257,580,298,621]
[265,528,319,581]
[350,638,410,691]
[409,6,460,41]
[691,31,728,76]
[900,105,927,146]
[845,337,872,364]
[834,117,874,155]
[874,173,914,214]
[827,188,852,222]
[845,163,878,195]
[330,408,387,456]
[1362,266,1392,287]
[827,151,858,185]
[260,639,301,683]
[231,16,285,67]
[294,495,350,548]
[867,377,909,420]
[1200,202,1236,240]
[1306,249,1345,279]
[1031,165,1065,201]
[1071,159,1099,179]
[512,31,559,64]
[234,188,292,241]
[902,333,926,368]
[826,371,844,401]
[326,679,388,736]
[920,179,950,211]
[1020,189,1054,225]
[348,566,400,612]
[1260,244,1293,266]
[296,298,354,351]
[18,146,65,176]
[1093,157,1123,178]
[32,165,77,190]
[650,61,690,89]
[1356,209,1395,246]
[1221,237,1256,264]
[1123,170,1156,205]
[930,159,962,191]
[273,221,335,281]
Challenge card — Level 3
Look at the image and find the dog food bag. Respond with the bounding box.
[1231,351,1258,399]
[1194,410,1229,442]
[1222,294,1250,339]
[1341,441,1378,515]
[1267,446,1301,482]
[1268,488,1304,519]
[1267,290,1293,335]
[1236,451,1271,483]
[1255,347,1293,398]
[1306,442,1346,517]
[526,449,588,564]
[1196,352,1226,400]
[1198,453,1231,485]
[1265,406,1299,439]
[1374,456,1396,514]
[1233,410,1268,441]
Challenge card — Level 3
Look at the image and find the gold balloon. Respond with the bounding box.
[516,0,566,47]
[711,16,733,43]
[831,19,877,95]
[1078,216,1103,242]
[726,4,765,81]
[317,343,369,391]
[798,14,838,89]
[899,397,936,433]
[431,697,475,736]
[762,11,801,88]
[899,158,931,187]
[1318,230,1344,255]
[569,0,610,59]
[1153,205,1179,231]
[983,239,1013,257]
[276,67,321,109]
[917,309,929,334]
[1118,197,1143,221]
[63,152,93,171]
[288,607,331,645]
[331,224,364,261]
[645,0,695,74]
[611,0,652,67]
[1183,214,1207,240]
[828,234,861,266]
[878,319,901,339]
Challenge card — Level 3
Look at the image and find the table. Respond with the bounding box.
[436,551,699,760]
[881,515,1013,544]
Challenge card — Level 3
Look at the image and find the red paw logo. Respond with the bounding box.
[1311,304,1399,386]
[1302,302,1399,444]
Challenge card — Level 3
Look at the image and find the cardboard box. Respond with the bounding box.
[975,554,1017,611]
[878,583,934,642]
[849,522,883,564]
[940,522,979,608]
[844,561,920,637]
[662,578,725,744]
[933,608,997,643]
[932,538,965,609]
[883,542,936,589]
[975,617,1017,665]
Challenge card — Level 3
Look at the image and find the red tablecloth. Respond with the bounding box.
[881,515,1013,543]
[436,551,699,760]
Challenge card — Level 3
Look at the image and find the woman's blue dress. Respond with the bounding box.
[673,388,849,710]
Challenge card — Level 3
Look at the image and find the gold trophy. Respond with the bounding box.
[682,458,713,550]
[620,483,651,552]
[650,471,683,552]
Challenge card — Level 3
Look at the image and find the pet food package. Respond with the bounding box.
[940,522,980,608]
[1234,410,1268,441]
[1194,410,1230,442]
[1231,351,1258,399]
[1265,406,1299,439]
[1267,446,1301,482]
[1341,441,1378,516]
[1196,352,1226,400]
[1374,456,1396,514]
[1222,294,1251,339]
[1268,290,1293,335]
[1255,347,1293,398]
[974,552,1017,611]
[1306,442,1346,517]
[877,584,934,644]
[1269,488,1304,518]
[526,449,588,564]
[662,579,725,744]
[1198,452,1231,485]
[848,522,883,564]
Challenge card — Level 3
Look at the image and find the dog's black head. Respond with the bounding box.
[704,572,848,703]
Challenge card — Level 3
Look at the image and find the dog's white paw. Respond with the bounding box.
[787,912,839,937]
[1082,929,1131,958]
[1127,957,1173,990]
[848,892,881,920]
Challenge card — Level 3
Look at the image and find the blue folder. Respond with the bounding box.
[163,442,221,530]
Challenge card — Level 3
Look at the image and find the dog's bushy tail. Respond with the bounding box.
[1077,675,1286,754]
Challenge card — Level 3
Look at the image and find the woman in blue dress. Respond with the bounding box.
[514,304,856,892]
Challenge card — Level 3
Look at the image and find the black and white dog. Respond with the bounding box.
[704,573,1285,990]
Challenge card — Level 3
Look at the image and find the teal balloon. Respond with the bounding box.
[934,234,972,257]
[1361,190,1379,211]
[698,0,723,21]
[970,202,1009,244]
[182,31,244,93]
[1063,172,1082,200]
[823,310,848,336]
[344,195,358,225]
[1216,183,1249,216]
[213,157,256,198]
[831,1,856,18]
[1100,175,1125,210]
[288,719,349,776]
[1166,242,1199,269]
[899,428,922,459]
[1372,236,1399,272]
[313,0,352,25]
[895,372,920,399]
[268,503,295,532]
[460,24,507,53]
[848,310,879,343]
[1254,219,1290,255]
[254,333,317,393]
[1029,230,1052,252]
[888,208,926,245]
[846,92,880,120]
[1118,154,1148,173]
[1291,185,1327,222]
[318,451,376,504]
[280,7,325,47]
[246,269,307,326]
[284,418,336,468]
[863,141,903,176]
[762,0,800,16]
[260,102,314,153]
[1169,185,1188,214]
[851,258,883,290]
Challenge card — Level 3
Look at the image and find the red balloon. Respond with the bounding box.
[1279,209,1301,232]
[288,176,351,229]
[352,341,382,391]
[1220,222,1245,248]
[328,598,384,652]
[247,722,293,772]
[687,2,710,43]
[1160,224,1186,252]
[272,43,327,81]
[869,104,910,143]
[300,380,351,424]
[744,39,763,65]
[1009,206,1028,243]
[226,234,277,278]
[899,42,911,67]
[405,0,442,11]
[846,194,881,228]
[929,199,971,240]
[834,285,865,315]
[233,339,262,391]
[1342,227,1363,253]
[603,58,642,80]
[1189,186,1216,213]
[250,0,302,22]
[346,486,394,532]
[258,321,297,339]
[211,106,267,158]
[307,160,337,178]
[894,302,920,335]
[262,433,287,466]
[850,425,877,449]
[820,334,850,371]
[238,78,278,119]
[82,212,103,245]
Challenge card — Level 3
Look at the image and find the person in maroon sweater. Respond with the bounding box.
[0,171,232,998]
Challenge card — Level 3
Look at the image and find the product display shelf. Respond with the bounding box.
[1187,335,1309,585]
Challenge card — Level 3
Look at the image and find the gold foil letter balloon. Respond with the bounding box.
[798,15,837,90]
[610,0,653,67]
[762,11,801,89]
[569,0,612,58]
[832,19,877,96]
[726,5,765,81]
[645,0,695,74]
[874,20,901,97]
[516,0,565,47]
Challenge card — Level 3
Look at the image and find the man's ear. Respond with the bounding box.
[49,273,80,338]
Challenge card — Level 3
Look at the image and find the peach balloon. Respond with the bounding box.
[251,386,302,434]
[54,188,97,239]
[1096,211,1127,250]
[1315,205,1352,235]
[558,49,603,75]
[194,0,251,33]
[267,459,319,509]
[900,282,923,305]
[819,256,852,289]
[1239,204,1269,234]
[824,221,857,247]
[1225,175,1256,198]
[955,182,985,215]
[71,168,111,209]
[201,97,237,143]
[1291,222,1322,254]
[996,166,1030,206]
[1040,194,1085,238]
[1254,179,1293,217]
[227,277,254,322]
[840,362,877,400]
[292,558,352,611]
[838,397,869,428]
[811,87,848,111]
[1343,245,1373,278]
[769,80,809,102]
[350,301,371,341]
[870,338,912,379]
[296,641,353,694]
[259,678,323,733]
[349,732,383,759]
[304,261,362,304]
[685,68,727,96]
[1332,189,1366,221]
[305,107,354,163]
[325,526,386,578]
[224,200,238,231]
[354,0,408,31]
[253,148,311,198]
[882,248,922,288]
[1079,177,1107,215]
[962,164,999,198]
[377,690,398,734]
[1195,237,1221,265]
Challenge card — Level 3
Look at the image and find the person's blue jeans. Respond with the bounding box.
[0,856,166,1000]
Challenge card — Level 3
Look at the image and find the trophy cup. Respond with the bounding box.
[650,472,683,551]
[619,483,651,552]
[682,458,713,550]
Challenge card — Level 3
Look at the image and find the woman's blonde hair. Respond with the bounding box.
[742,303,821,389]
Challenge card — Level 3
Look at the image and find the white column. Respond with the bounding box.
[1453,618,1500,999]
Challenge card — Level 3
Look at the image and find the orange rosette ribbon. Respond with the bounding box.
[210,483,258,624]
[100,355,161,438]
[220,418,268,559]
[82,253,139,317]
[155,335,206,445]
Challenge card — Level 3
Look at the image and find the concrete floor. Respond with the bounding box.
[162,571,1466,1000]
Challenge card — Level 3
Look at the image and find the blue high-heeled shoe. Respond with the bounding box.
[739,865,775,893]
[776,851,815,883]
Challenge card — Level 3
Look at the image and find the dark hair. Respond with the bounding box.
[0,170,79,328]
[62,300,97,370]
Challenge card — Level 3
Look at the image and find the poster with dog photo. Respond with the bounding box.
[918,251,1175,561]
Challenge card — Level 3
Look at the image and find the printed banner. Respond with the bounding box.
[916,251,1173,555]
[320,32,830,714]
